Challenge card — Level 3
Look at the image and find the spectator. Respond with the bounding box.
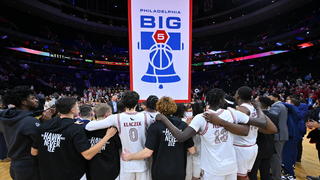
[108,95,119,114]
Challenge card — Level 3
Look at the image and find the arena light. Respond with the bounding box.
[6,47,129,66]
[85,59,94,63]
[199,50,290,66]
[95,60,129,66]
[297,42,314,49]
[7,47,50,57]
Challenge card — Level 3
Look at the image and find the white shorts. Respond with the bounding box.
[185,154,201,180]
[185,155,193,180]
[119,171,150,180]
[234,144,258,176]
[192,155,201,178]
[202,171,236,180]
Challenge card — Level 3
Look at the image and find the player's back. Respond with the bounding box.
[195,109,238,176]
[143,111,157,127]
[234,103,258,146]
[117,112,148,172]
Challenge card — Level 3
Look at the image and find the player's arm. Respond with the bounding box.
[237,104,272,131]
[122,148,154,161]
[258,115,278,134]
[236,106,250,115]
[80,128,117,160]
[85,116,115,131]
[246,104,267,128]
[203,112,249,136]
[156,114,197,142]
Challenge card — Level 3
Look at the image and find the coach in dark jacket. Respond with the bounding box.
[249,97,279,180]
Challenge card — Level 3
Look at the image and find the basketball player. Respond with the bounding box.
[234,86,277,180]
[122,97,195,180]
[156,89,251,180]
[85,103,121,180]
[85,91,155,180]
[143,95,159,123]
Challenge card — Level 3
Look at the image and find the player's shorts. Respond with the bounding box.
[119,171,149,180]
[192,155,201,178]
[185,154,201,179]
[185,155,193,180]
[202,171,236,180]
[233,144,258,177]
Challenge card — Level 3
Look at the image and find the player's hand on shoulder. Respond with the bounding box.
[106,127,117,137]
[203,111,222,125]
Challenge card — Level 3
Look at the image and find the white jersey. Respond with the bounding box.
[85,112,155,172]
[233,103,259,146]
[189,108,249,176]
[143,111,158,125]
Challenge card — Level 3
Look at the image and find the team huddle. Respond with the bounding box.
[0,86,279,180]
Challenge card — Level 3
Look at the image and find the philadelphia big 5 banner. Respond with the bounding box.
[128,0,192,102]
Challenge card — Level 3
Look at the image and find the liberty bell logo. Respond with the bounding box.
[139,30,182,89]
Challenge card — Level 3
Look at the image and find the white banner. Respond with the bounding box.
[129,0,192,102]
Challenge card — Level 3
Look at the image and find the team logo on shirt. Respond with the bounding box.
[89,137,109,152]
[41,132,65,152]
[163,128,177,146]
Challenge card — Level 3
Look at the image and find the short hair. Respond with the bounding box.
[290,97,300,106]
[79,104,93,117]
[206,88,225,107]
[146,95,159,110]
[156,97,177,116]
[270,93,280,100]
[174,103,186,118]
[121,91,139,109]
[3,86,34,107]
[191,101,204,116]
[94,103,112,118]
[237,86,253,101]
[259,96,273,109]
[117,100,125,113]
[55,97,77,114]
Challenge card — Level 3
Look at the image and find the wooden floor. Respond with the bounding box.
[0,137,319,180]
